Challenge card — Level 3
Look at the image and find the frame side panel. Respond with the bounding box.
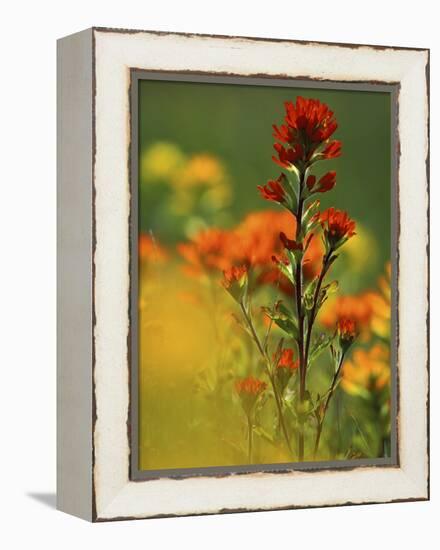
[57,28,93,521]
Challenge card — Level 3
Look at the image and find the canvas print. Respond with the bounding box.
[136,79,394,471]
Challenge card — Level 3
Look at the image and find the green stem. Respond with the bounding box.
[313,351,346,458]
[239,301,294,458]
[295,178,306,461]
[303,250,333,370]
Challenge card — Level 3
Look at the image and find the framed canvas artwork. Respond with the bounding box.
[57,27,429,521]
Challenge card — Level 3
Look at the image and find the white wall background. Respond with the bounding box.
[0,0,437,547]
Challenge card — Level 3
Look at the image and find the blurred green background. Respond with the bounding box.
[137,79,393,470]
[139,79,391,289]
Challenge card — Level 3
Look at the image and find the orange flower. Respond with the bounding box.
[223,265,247,287]
[235,376,268,396]
[236,211,323,293]
[317,207,356,249]
[139,233,168,263]
[235,210,296,267]
[277,348,299,371]
[275,348,299,392]
[235,211,321,273]
[337,318,357,350]
[222,265,248,300]
[177,228,233,275]
[342,344,390,396]
[319,263,391,340]
[319,293,374,337]
[177,210,324,292]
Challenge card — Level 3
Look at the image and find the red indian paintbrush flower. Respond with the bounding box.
[317,207,356,250]
[275,348,299,393]
[222,265,248,300]
[272,97,341,167]
[306,171,337,194]
[235,376,267,415]
[223,265,247,285]
[337,318,357,351]
[277,348,299,371]
[258,174,287,203]
[284,97,338,142]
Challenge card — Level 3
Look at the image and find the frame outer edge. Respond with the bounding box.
[57,27,94,522]
[89,29,429,521]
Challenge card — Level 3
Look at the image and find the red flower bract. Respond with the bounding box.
[277,348,299,371]
[279,231,302,252]
[316,171,337,193]
[235,376,267,396]
[322,140,342,159]
[257,174,287,203]
[272,124,294,144]
[222,265,247,289]
[337,318,357,350]
[272,143,303,169]
[306,175,316,191]
[307,171,336,194]
[275,348,299,392]
[318,207,356,248]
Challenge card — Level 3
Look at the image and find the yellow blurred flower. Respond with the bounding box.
[170,154,231,214]
[341,344,390,397]
[141,143,232,219]
[201,184,232,210]
[141,142,186,182]
[369,262,391,339]
[319,292,374,338]
[173,154,226,188]
[341,222,378,274]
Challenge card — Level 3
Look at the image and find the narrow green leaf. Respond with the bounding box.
[309,333,334,365]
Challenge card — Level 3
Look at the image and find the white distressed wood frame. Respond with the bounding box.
[57,27,429,522]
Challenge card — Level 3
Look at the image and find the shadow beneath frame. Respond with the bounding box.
[27,492,57,510]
